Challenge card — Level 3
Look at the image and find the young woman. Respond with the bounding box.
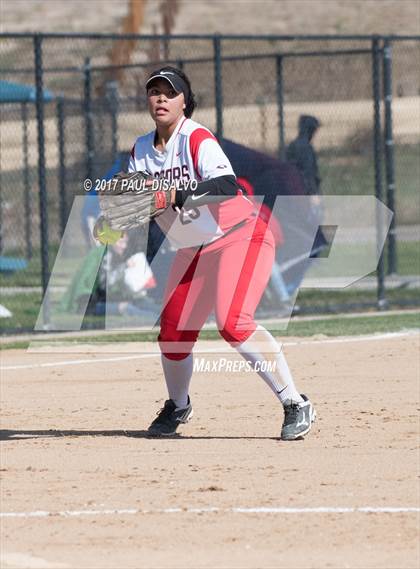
[128,66,316,440]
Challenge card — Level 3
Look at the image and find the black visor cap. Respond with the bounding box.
[146,71,189,100]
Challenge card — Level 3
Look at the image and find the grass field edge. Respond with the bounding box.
[1,312,419,351]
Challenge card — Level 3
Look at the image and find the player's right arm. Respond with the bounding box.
[127,134,154,175]
[127,140,143,174]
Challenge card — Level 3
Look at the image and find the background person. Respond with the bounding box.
[286,114,322,205]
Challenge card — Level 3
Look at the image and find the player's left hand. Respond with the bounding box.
[99,171,172,230]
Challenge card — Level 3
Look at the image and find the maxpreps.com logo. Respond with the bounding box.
[193,357,276,373]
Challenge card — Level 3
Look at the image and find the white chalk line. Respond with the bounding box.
[284,329,419,346]
[1,330,418,371]
[1,506,419,518]
[1,354,151,371]
[0,552,69,569]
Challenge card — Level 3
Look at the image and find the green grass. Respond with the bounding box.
[1,312,419,351]
[386,242,420,275]
[282,312,419,336]
[0,292,42,330]
[0,245,60,288]
[1,287,419,334]
[319,143,420,225]
[295,287,420,310]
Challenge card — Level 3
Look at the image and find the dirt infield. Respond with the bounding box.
[1,332,419,569]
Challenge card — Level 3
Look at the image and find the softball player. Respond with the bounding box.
[128,66,316,440]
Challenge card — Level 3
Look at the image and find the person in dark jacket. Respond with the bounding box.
[286,115,321,200]
[285,115,325,297]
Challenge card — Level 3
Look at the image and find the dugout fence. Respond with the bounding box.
[0,34,419,332]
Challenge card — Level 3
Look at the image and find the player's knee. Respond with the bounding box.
[160,351,191,361]
[158,325,199,360]
[219,316,256,345]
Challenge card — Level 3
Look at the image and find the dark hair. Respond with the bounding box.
[147,66,196,118]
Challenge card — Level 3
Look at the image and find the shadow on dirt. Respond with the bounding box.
[0,429,279,441]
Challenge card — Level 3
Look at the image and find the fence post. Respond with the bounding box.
[276,55,285,160]
[84,58,94,183]
[21,101,32,259]
[382,37,397,275]
[34,33,50,326]
[371,36,387,310]
[106,81,119,164]
[213,35,223,140]
[56,96,67,238]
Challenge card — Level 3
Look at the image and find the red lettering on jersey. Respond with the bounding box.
[156,166,190,182]
[189,128,217,180]
[181,165,190,179]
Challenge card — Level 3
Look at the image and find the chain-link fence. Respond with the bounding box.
[0,34,419,332]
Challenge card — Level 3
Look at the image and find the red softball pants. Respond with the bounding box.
[158,215,275,360]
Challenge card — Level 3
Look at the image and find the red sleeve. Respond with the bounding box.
[189,128,217,179]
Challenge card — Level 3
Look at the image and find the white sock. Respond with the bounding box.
[236,325,304,405]
[161,354,193,409]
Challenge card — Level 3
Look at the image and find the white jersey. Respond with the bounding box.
[128,117,254,249]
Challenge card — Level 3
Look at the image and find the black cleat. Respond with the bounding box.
[280,394,316,440]
[147,397,193,437]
